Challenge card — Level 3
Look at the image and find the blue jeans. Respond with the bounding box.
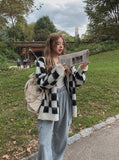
[38,86,72,160]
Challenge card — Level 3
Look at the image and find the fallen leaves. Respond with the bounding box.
[2,155,9,160]
[69,127,73,134]
[10,119,14,122]
[26,147,31,153]
[13,141,16,145]
[78,113,82,117]
[107,125,111,129]
[1,138,38,160]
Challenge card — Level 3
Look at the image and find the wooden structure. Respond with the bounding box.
[12,41,46,62]
[12,41,75,62]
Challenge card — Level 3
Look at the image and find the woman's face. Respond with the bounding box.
[53,37,65,56]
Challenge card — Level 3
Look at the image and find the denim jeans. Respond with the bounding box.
[38,86,72,160]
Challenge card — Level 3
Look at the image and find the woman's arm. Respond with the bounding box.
[35,58,65,89]
[71,62,89,87]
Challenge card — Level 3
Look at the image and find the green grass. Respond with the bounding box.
[0,49,119,159]
[0,68,38,159]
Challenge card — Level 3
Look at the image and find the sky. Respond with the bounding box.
[27,0,89,37]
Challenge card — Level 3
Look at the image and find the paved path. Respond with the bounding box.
[9,65,30,69]
[64,120,119,160]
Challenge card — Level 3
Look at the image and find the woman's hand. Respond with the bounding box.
[62,64,72,75]
[80,62,90,70]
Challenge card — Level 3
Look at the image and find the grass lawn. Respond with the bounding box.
[0,49,119,159]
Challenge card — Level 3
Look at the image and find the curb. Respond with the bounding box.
[20,114,119,160]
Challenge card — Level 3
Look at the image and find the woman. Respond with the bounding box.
[36,32,89,160]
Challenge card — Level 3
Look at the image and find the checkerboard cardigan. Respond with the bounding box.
[35,57,86,121]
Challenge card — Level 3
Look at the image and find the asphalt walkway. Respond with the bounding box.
[64,119,119,160]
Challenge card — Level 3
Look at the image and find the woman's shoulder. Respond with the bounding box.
[37,57,45,64]
[38,56,45,62]
[36,57,45,67]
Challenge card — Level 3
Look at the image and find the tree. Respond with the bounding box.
[57,30,74,42]
[0,31,17,62]
[0,0,42,41]
[34,16,56,41]
[74,35,81,48]
[84,0,119,41]
[23,23,35,41]
[7,19,27,41]
[57,30,74,51]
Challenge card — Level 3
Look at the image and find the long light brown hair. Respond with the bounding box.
[44,33,66,73]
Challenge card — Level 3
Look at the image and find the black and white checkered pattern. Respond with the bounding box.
[36,57,87,121]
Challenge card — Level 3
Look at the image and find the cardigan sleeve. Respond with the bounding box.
[35,57,65,89]
[71,65,88,87]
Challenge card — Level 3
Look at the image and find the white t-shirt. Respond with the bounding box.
[56,63,65,88]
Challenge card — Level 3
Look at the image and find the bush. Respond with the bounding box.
[67,40,119,56]
[0,41,19,67]
[0,61,9,71]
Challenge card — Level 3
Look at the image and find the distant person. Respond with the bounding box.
[23,59,25,68]
[35,33,89,160]
[23,59,28,68]
[25,59,28,68]
[16,58,21,69]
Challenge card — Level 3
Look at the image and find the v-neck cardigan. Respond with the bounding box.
[35,57,86,121]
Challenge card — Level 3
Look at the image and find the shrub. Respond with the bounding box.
[67,40,119,56]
